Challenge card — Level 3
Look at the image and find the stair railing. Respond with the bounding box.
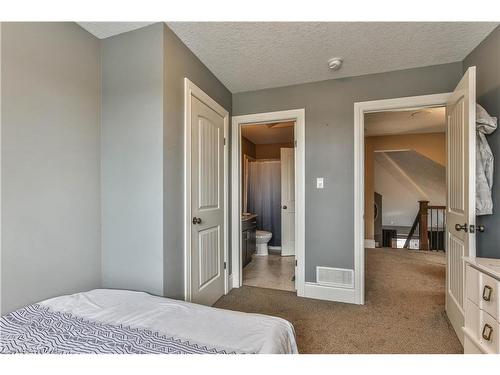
[428,205,446,250]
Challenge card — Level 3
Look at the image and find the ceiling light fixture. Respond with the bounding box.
[410,109,431,118]
[327,57,343,71]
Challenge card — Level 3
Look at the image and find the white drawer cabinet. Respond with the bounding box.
[480,309,499,353]
[463,257,500,354]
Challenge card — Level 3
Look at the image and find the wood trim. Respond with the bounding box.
[429,205,446,210]
[418,200,430,250]
[354,92,452,305]
[231,109,306,296]
[364,239,376,248]
[304,282,358,304]
[184,78,229,302]
[242,154,254,213]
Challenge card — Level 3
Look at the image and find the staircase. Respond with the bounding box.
[404,200,445,251]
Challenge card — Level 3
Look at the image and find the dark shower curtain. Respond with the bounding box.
[248,160,281,246]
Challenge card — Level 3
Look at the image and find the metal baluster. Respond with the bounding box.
[430,209,434,250]
[438,209,441,250]
[433,209,436,250]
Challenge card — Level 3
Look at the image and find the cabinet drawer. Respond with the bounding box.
[480,309,499,353]
[479,273,499,320]
[465,298,481,341]
[466,265,480,305]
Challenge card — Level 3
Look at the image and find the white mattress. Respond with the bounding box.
[39,289,298,354]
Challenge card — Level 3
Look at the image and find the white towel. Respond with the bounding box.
[476,104,497,215]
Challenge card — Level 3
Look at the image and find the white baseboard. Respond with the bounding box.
[230,273,240,289]
[364,239,376,248]
[228,274,233,293]
[268,246,282,251]
[303,282,360,304]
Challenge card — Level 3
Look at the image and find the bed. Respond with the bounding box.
[0,289,298,354]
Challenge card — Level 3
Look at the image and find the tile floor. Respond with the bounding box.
[242,253,295,291]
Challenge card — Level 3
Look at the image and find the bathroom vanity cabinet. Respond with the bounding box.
[242,217,257,268]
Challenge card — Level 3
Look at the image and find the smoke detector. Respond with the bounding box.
[327,57,343,71]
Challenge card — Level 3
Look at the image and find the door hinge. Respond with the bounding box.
[294,140,297,148]
[224,137,226,145]
[224,261,227,269]
[295,260,298,266]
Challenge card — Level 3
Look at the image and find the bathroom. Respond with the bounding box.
[241,122,296,292]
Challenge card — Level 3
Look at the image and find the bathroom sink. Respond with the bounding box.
[241,213,257,221]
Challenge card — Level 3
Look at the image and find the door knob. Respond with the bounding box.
[192,217,202,225]
[455,223,468,232]
[283,205,287,210]
[469,224,486,233]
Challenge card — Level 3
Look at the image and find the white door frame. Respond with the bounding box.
[184,78,229,302]
[353,92,451,305]
[231,109,306,296]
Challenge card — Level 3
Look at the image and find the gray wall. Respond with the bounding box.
[100,23,232,299]
[463,26,500,259]
[1,23,101,314]
[101,24,165,295]
[233,62,463,282]
[163,25,232,298]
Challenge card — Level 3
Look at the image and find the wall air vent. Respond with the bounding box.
[316,266,354,289]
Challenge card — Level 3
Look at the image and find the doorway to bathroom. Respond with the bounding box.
[231,109,305,296]
[240,122,295,291]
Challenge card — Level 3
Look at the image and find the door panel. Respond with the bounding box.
[448,233,465,308]
[446,66,476,344]
[191,96,225,306]
[281,147,295,257]
[198,226,220,289]
[198,117,220,210]
[448,98,465,214]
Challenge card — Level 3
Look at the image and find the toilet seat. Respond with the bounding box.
[256,230,272,240]
[255,230,272,256]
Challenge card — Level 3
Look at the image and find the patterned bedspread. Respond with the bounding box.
[0,304,235,354]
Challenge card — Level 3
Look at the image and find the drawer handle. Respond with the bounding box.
[482,324,493,341]
[482,285,493,302]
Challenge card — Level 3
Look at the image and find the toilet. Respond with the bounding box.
[255,230,272,256]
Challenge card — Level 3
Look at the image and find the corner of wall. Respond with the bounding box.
[161,23,232,299]
[461,25,500,259]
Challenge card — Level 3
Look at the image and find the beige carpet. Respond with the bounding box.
[214,248,463,354]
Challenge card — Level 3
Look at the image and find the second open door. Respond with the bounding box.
[281,147,295,258]
[445,66,476,344]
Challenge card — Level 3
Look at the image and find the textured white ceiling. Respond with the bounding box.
[77,22,498,93]
[365,107,445,137]
[167,22,498,92]
[78,22,155,39]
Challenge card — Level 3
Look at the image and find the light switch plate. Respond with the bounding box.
[316,178,324,189]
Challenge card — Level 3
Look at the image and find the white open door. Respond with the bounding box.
[445,66,476,344]
[281,147,295,258]
[190,95,225,306]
